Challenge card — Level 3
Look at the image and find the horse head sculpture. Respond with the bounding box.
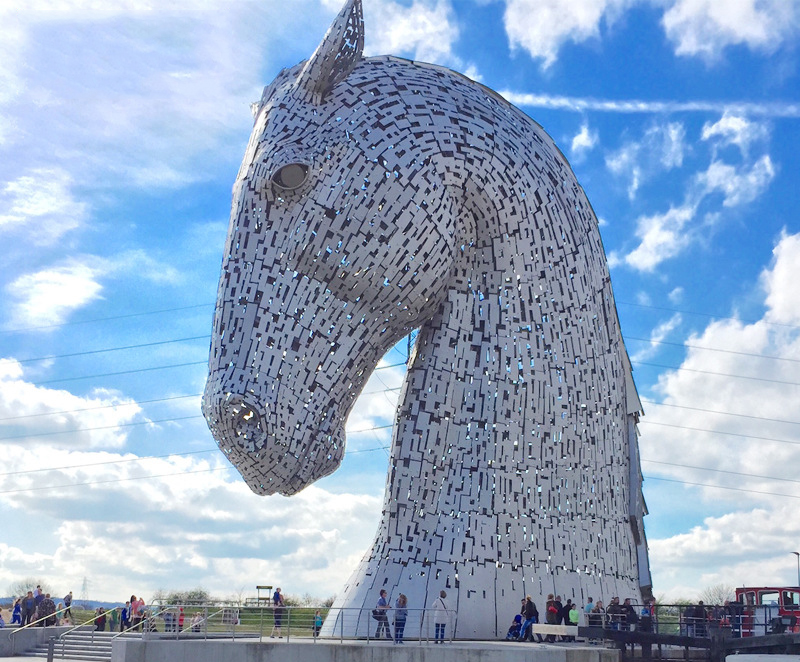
[203,0,651,637]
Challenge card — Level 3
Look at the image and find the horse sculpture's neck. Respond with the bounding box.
[323,66,643,635]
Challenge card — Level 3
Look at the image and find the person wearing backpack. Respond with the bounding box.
[63,591,73,623]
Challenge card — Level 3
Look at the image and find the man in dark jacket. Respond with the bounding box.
[21,591,36,626]
[38,594,56,627]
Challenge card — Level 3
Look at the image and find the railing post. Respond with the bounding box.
[47,636,55,662]
[259,605,264,639]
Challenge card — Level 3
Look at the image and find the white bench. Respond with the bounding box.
[528,624,579,637]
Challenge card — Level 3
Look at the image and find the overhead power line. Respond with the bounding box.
[632,360,800,387]
[0,415,203,441]
[0,466,229,495]
[643,475,800,501]
[33,361,208,385]
[639,420,800,446]
[0,303,213,334]
[0,449,218,476]
[1,463,797,501]
[617,300,800,331]
[0,393,203,423]
[640,399,800,426]
[31,360,407,386]
[642,459,800,485]
[626,336,800,364]
[17,336,209,364]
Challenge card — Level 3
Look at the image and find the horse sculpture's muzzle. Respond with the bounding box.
[202,370,347,496]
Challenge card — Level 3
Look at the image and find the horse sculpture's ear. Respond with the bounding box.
[295,0,364,105]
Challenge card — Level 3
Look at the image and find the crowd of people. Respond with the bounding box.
[505,594,659,643]
[0,585,208,635]
[369,588,452,644]
[1,586,68,628]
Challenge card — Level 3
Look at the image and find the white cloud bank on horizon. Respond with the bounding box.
[643,230,800,599]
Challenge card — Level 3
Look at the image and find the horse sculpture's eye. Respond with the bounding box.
[271,163,309,190]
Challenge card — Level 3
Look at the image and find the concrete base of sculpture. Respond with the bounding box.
[111,637,620,662]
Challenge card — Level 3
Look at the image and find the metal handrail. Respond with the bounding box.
[47,609,114,661]
[110,605,228,640]
[9,606,65,655]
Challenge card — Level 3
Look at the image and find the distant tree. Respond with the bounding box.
[281,593,301,607]
[322,595,336,609]
[150,589,167,604]
[164,587,212,605]
[7,577,52,599]
[699,584,735,606]
[227,587,247,606]
[301,592,315,606]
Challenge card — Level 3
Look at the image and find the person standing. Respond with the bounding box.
[270,587,285,638]
[394,594,408,644]
[622,598,638,631]
[520,595,541,642]
[584,596,594,620]
[11,599,22,625]
[21,591,35,626]
[568,601,580,641]
[313,609,323,638]
[63,591,73,623]
[39,594,56,627]
[109,607,119,633]
[178,606,185,632]
[374,589,391,639]
[432,590,450,644]
[120,601,131,632]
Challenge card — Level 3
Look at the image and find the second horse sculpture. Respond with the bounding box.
[202,0,651,638]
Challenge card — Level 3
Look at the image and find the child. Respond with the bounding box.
[505,613,522,640]
[313,610,323,637]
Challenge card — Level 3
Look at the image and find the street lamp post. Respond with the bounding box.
[794,552,800,588]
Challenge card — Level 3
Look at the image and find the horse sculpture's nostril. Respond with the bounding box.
[220,397,269,453]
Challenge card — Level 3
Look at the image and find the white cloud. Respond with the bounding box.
[650,505,800,601]
[364,0,460,65]
[630,313,682,363]
[4,248,189,330]
[642,231,800,595]
[0,443,382,601]
[668,287,684,304]
[606,122,686,199]
[616,126,775,271]
[0,168,88,242]
[5,259,104,328]
[701,112,769,158]
[0,358,141,449]
[570,122,598,161]
[622,204,696,272]
[662,0,800,60]
[695,156,775,207]
[502,0,631,69]
[761,231,800,326]
[0,1,272,196]
[500,90,800,118]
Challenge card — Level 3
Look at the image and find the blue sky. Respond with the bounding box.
[1,0,799,604]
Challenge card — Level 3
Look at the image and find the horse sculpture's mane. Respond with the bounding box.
[203,0,651,639]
